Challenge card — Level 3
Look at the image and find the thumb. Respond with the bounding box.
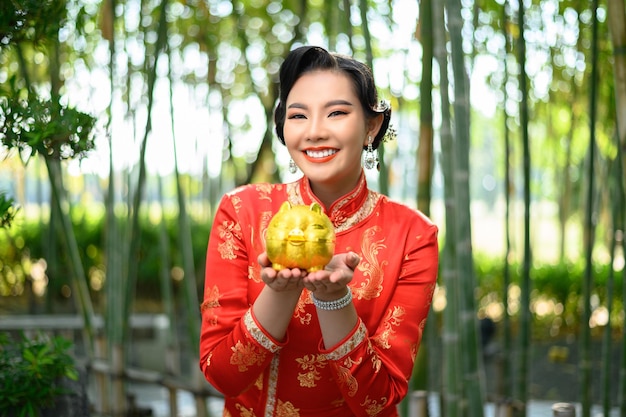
[346,252,360,270]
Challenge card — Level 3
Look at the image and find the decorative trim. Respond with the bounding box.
[243,309,282,353]
[325,320,367,361]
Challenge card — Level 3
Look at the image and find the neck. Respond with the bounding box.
[308,170,363,210]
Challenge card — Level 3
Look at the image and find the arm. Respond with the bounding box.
[199,192,303,396]
[324,221,439,416]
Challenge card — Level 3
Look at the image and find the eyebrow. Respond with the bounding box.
[287,99,355,109]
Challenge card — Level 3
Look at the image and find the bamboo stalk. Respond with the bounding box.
[515,0,532,414]
[433,1,462,414]
[580,2,600,416]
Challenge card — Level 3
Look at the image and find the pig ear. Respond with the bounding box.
[310,202,322,214]
[279,201,292,212]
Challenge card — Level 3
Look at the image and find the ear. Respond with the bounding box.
[366,113,384,142]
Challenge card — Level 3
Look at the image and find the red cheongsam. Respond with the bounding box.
[199,172,439,417]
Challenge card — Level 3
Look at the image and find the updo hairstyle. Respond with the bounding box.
[274,45,391,150]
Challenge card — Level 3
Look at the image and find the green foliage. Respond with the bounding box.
[0,0,67,45]
[0,332,78,417]
[0,208,212,304]
[0,193,18,229]
[0,95,96,162]
[473,253,624,337]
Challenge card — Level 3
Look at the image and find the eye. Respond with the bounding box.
[287,113,306,120]
[329,110,347,117]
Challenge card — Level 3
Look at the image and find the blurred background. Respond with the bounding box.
[0,0,625,416]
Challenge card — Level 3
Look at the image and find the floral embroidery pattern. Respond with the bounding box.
[276,400,300,417]
[230,195,243,214]
[366,342,382,373]
[336,365,358,397]
[230,340,267,372]
[372,306,405,350]
[360,395,388,416]
[354,226,387,300]
[295,354,327,388]
[293,293,312,325]
[201,285,220,326]
[256,183,275,201]
[234,403,256,417]
[218,220,242,260]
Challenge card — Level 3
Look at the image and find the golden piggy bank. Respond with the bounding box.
[266,202,336,271]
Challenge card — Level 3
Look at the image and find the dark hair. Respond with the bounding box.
[274,45,391,150]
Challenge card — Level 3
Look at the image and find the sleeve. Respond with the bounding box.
[198,192,285,397]
[323,220,439,416]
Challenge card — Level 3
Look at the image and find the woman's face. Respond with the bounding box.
[283,70,381,198]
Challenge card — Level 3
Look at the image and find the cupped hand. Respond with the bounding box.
[258,252,307,292]
[302,252,360,299]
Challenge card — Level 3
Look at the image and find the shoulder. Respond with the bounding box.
[216,182,293,217]
[377,194,438,233]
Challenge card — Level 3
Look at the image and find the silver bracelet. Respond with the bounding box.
[311,289,353,311]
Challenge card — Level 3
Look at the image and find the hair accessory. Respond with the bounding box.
[288,158,298,174]
[363,137,377,170]
[383,124,397,143]
[311,289,353,310]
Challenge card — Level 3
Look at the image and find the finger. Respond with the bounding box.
[258,252,271,267]
[347,252,360,270]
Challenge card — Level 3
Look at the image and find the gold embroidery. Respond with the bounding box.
[294,293,312,325]
[360,395,388,416]
[201,285,220,326]
[333,190,379,232]
[254,373,264,391]
[336,365,358,397]
[372,306,405,349]
[285,183,381,233]
[325,320,367,361]
[248,263,262,283]
[286,182,305,206]
[234,403,256,417]
[231,195,243,214]
[276,400,300,417]
[201,285,220,310]
[353,226,387,300]
[256,183,274,201]
[230,340,267,372]
[243,310,282,353]
[365,342,381,373]
[206,351,212,367]
[295,354,327,388]
[218,220,242,260]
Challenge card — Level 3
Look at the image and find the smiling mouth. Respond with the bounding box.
[305,149,338,159]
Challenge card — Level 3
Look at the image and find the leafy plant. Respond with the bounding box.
[0,95,96,162]
[0,332,78,417]
[0,193,18,229]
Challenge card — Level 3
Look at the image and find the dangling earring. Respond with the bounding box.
[288,158,298,174]
[363,137,377,170]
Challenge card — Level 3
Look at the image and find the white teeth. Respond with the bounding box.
[306,149,337,158]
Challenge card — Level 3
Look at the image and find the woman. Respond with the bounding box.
[199,45,439,417]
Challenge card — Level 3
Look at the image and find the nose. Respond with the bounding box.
[306,116,329,141]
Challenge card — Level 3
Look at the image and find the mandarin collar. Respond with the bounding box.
[298,171,369,228]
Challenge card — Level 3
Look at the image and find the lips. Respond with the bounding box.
[303,148,338,163]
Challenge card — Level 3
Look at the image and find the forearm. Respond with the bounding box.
[314,289,359,349]
[252,285,303,341]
